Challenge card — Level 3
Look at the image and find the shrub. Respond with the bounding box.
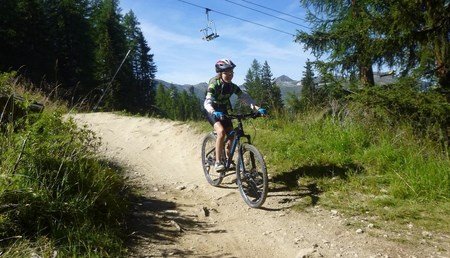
[348,77,450,141]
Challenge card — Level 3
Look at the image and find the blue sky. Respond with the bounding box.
[119,0,313,85]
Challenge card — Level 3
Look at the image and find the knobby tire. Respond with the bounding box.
[201,133,224,186]
[236,143,268,208]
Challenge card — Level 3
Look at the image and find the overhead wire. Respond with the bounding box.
[240,0,308,22]
[224,0,310,29]
[175,0,297,37]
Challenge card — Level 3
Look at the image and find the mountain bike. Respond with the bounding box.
[201,112,268,208]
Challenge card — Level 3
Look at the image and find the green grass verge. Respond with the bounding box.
[0,73,129,257]
[191,112,449,234]
[251,114,449,233]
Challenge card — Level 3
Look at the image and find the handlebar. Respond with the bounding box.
[223,112,262,120]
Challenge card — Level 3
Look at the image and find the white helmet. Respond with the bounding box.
[215,59,236,73]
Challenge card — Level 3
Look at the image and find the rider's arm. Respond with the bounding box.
[204,82,217,114]
[204,93,215,113]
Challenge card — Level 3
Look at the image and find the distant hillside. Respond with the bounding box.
[274,75,302,100]
[155,72,398,105]
[154,79,208,100]
[155,75,302,103]
[274,75,297,85]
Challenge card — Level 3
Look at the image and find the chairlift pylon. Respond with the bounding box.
[200,8,219,41]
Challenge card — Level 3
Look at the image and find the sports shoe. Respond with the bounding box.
[214,162,225,172]
[228,160,236,170]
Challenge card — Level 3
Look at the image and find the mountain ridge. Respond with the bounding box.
[155,75,301,102]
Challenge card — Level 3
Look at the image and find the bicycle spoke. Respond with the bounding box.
[201,133,224,186]
[206,147,215,158]
[237,143,268,208]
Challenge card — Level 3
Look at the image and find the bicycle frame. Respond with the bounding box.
[202,112,268,207]
[219,113,257,170]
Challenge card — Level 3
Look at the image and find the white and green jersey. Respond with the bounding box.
[203,77,257,114]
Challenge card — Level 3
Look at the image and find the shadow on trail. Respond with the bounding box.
[267,163,363,207]
[125,186,232,257]
[216,184,238,190]
[272,164,362,188]
[215,171,238,189]
[258,206,285,211]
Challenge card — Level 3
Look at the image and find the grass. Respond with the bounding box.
[221,111,450,235]
[169,103,450,245]
[0,73,130,257]
[2,69,448,253]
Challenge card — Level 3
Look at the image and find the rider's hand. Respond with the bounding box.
[213,111,224,120]
[257,108,268,116]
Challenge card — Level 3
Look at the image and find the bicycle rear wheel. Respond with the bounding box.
[201,133,224,186]
[236,143,268,208]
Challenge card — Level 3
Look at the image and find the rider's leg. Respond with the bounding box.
[214,121,226,164]
[225,133,236,169]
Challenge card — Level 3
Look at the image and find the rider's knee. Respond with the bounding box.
[216,128,226,139]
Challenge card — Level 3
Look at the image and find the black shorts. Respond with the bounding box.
[205,110,233,129]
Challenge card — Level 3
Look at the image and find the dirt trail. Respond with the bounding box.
[73,112,447,258]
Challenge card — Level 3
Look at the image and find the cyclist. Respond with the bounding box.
[204,59,267,172]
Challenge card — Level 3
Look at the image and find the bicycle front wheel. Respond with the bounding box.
[201,133,224,186]
[236,143,268,208]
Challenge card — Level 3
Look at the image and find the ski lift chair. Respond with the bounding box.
[201,8,219,41]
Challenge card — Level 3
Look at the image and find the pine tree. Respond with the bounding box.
[123,10,157,113]
[91,0,131,110]
[240,59,283,112]
[135,30,157,110]
[378,1,449,94]
[45,0,96,100]
[167,85,180,120]
[299,59,316,109]
[296,0,377,86]
[155,83,167,116]
[261,61,283,111]
[187,86,202,120]
[0,0,53,85]
[1,0,98,100]
[0,0,159,113]
[243,59,263,104]
[285,93,302,113]
[296,0,449,95]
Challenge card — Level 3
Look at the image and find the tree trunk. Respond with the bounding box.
[360,65,375,86]
[428,0,450,94]
[434,38,450,97]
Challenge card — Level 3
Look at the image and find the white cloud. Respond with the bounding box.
[140,22,200,47]
[135,3,313,85]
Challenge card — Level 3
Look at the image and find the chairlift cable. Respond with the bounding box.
[93,49,132,111]
[240,0,308,22]
[224,0,310,29]
[176,0,297,37]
